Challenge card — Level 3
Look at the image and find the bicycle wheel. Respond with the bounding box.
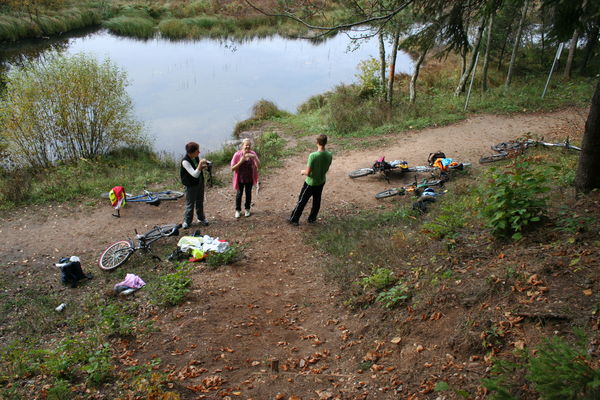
[156,190,184,200]
[98,240,134,270]
[375,188,404,199]
[349,168,374,178]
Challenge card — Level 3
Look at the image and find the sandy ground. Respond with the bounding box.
[0,108,588,399]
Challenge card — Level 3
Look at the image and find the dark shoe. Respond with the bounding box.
[287,218,299,226]
[85,273,94,280]
[198,219,209,226]
[307,219,317,224]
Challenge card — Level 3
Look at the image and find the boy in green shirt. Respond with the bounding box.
[288,134,333,225]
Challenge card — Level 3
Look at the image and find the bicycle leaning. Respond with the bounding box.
[479,137,581,164]
[98,224,181,270]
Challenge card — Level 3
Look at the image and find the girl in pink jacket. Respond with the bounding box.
[230,139,260,218]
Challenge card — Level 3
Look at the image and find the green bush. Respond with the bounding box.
[150,264,193,307]
[376,282,411,308]
[206,246,240,269]
[98,303,135,337]
[326,85,365,134]
[360,267,396,290]
[297,94,328,113]
[255,131,286,169]
[356,57,384,97]
[0,53,144,168]
[480,161,550,240]
[103,16,155,38]
[251,99,287,120]
[483,331,600,399]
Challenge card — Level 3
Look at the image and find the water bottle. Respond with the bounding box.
[55,303,66,312]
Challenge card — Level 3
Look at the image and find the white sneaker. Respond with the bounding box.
[244,209,251,217]
[235,210,241,219]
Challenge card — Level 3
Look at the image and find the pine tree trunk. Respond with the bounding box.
[540,8,546,61]
[386,25,401,104]
[410,47,428,103]
[575,79,600,193]
[455,17,486,96]
[378,31,387,100]
[482,14,494,92]
[579,26,599,74]
[563,28,579,79]
[505,0,529,89]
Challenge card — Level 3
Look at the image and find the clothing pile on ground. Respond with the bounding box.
[114,273,146,296]
[177,234,230,261]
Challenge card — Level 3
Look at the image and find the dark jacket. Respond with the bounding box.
[180,154,203,187]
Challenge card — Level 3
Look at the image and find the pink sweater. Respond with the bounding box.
[230,150,260,191]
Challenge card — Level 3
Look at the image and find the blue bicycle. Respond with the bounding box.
[101,189,184,205]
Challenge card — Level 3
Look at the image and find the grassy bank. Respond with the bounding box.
[278,74,594,147]
[307,146,600,398]
[0,147,178,210]
[0,3,105,42]
[0,0,329,42]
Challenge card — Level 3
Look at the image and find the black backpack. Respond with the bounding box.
[427,151,446,166]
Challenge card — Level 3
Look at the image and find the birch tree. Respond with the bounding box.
[481,14,493,91]
[505,0,529,89]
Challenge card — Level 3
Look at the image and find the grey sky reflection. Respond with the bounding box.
[65,31,413,156]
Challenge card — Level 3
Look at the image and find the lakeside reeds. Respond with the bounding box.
[0,6,102,42]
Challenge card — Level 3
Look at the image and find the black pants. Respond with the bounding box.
[235,182,253,211]
[290,182,324,223]
[183,182,205,225]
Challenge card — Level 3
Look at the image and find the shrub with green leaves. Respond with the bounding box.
[98,303,135,337]
[360,267,396,290]
[0,53,144,168]
[150,263,193,307]
[480,161,550,239]
[483,330,600,399]
[376,282,411,308]
[206,246,240,269]
[356,57,383,97]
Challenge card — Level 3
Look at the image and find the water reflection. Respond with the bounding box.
[2,29,414,156]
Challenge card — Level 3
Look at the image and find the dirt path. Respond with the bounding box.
[0,109,587,399]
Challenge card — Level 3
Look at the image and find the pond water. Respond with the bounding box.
[4,30,414,156]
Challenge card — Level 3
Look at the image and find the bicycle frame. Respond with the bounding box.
[98,224,181,270]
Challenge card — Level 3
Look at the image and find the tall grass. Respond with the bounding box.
[158,15,232,39]
[288,75,595,140]
[103,15,155,38]
[0,6,102,42]
[0,146,178,210]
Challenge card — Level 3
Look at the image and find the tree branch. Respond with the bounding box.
[244,0,415,33]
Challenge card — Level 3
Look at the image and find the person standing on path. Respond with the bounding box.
[181,141,210,229]
[230,138,261,218]
[288,134,332,226]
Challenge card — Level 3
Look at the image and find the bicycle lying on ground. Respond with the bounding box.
[101,189,184,204]
[479,138,581,164]
[98,224,181,270]
[349,157,470,179]
[375,177,447,199]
